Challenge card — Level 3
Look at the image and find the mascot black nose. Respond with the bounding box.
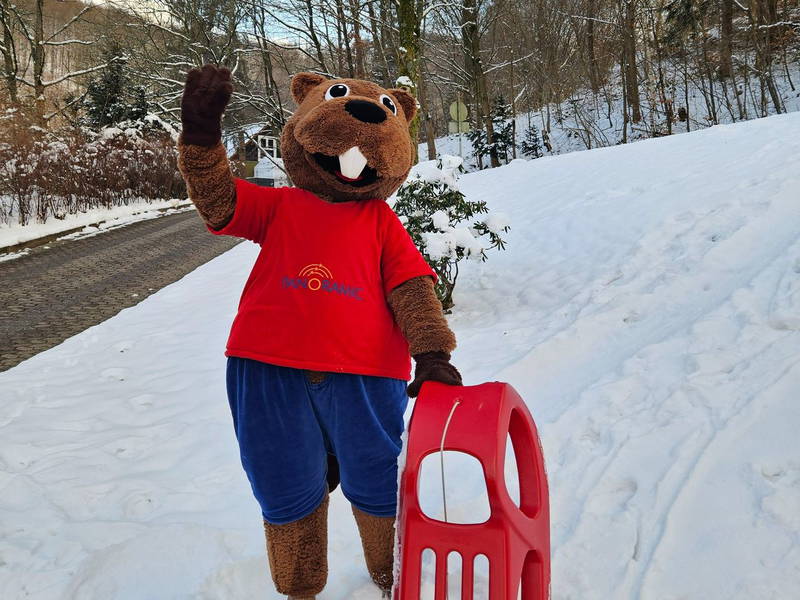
[345,99,386,123]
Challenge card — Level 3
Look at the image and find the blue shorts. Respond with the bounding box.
[226,357,408,524]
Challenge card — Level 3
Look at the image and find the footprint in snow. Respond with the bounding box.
[757,464,800,531]
[767,313,800,331]
[198,556,271,598]
[124,490,160,518]
[623,310,642,324]
[127,394,155,410]
[112,340,133,353]
[587,477,639,515]
[759,463,785,482]
[101,367,128,382]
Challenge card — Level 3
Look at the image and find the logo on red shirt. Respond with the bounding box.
[282,263,364,301]
[299,263,333,290]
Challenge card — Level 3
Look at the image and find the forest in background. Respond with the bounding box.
[0,0,798,223]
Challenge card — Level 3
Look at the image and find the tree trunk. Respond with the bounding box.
[348,0,366,79]
[623,0,642,123]
[700,22,719,122]
[719,0,734,79]
[304,0,329,73]
[0,0,18,104]
[419,73,437,160]
[397,0,422,163]
[620,48,629,142]
[260,39,284,128]
[335,0,353,76]
[750,0,783,113]
[509,46,518,159]
[366,1,390,86]
[462,0,499,167]
[684,56,691,132]
[586,0,601,93]
[649,7,672,134]
[33,0,45,123]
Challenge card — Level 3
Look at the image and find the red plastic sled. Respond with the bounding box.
[394,382,550,599]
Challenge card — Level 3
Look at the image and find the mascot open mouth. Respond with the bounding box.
[312,146,379,187]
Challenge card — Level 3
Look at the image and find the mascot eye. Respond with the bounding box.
[324,84,350,100]
[380,94,397,115]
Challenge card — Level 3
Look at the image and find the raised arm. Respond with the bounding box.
[177,65,237,230]
[388,275,462,397]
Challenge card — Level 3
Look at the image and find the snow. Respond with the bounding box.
[0,248,31,263]
[430,210,450,231]
[422,227,486,261]
[482,212,510,235]
[408,157,462,188]
[2,112,800,599]
[0,198,193,251]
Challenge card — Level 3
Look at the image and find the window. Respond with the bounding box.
[257,135,278,160]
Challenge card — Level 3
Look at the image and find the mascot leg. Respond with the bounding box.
[263,494,329,599]
[352,505,396,593]
[226,358,333,598]
[315,372,405,595]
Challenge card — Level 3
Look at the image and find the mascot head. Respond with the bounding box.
[280,73,418,202]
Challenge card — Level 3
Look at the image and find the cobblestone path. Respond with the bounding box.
[0,211,240,372]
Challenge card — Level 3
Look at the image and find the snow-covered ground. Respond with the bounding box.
[0,198,192,252]
[2,112,800,599]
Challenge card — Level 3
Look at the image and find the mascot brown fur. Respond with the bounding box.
[177,65,461,599]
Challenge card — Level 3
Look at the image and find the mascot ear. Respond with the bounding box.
[291,72,328,105]
[389,88,418,123]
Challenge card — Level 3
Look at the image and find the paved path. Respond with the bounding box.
[0,211,241,372]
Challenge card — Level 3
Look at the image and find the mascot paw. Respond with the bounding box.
[407,351,462,398]
[181,64,233,146]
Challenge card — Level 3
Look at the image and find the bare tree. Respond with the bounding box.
[4,0,111,121]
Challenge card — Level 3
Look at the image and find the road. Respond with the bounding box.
[0,210,241,372]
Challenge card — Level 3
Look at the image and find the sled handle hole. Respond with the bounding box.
[473,554,490,600]
[508,408,543,518]
[420,548,436,600]
[418,451,490,524]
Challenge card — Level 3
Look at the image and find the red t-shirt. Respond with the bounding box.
[210,178,435,380]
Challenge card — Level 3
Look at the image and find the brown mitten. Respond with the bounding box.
[407,350,462,398]
[181,64,233,147]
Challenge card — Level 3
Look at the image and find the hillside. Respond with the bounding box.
[425,59,800,169]
[1,113,799,599]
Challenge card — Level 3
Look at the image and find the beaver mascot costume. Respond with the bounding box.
[177,65,462,599]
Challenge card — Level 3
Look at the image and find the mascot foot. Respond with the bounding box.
[352,505,396,594]
[263,494,329,598]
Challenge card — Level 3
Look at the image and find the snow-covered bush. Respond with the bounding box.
[392,155,510,310]
[0,110,184,225]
